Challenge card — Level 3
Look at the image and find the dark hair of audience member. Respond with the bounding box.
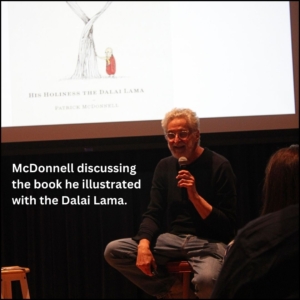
[260,144,299,216]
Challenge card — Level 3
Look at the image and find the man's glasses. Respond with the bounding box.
[165,130,190,141]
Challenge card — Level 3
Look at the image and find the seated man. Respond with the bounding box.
[104,108,237,298]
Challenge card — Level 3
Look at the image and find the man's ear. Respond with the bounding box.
[195,130,200,139]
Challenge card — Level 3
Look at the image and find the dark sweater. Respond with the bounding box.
[211,203,299,299]
[133,148,237,244]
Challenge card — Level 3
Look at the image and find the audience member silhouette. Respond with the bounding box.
[211,144,299,299]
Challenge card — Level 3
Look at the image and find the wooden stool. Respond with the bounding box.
[1,266,30,299]
[166,261,193,299]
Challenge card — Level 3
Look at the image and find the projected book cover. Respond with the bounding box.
[3,1,295,128]
[6,1,173,126]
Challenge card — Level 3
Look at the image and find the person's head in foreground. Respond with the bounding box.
[261,144,299,215]
[211,144,299,299]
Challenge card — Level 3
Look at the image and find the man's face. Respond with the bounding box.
[166,117,199,161]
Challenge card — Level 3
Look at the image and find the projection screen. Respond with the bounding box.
[1,1,299,143]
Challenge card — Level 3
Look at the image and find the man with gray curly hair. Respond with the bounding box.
[104,107,237,298]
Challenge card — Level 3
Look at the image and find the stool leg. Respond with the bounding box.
[182,273,190,299]
[1,279,13,299]
[20,274,30,299]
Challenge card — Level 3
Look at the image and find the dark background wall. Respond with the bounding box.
[1,129,299,299]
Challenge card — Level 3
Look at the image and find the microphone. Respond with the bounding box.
[178,157,188,202]
[178,156,188,169]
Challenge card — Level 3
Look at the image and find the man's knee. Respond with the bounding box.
[103,240,118,264]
